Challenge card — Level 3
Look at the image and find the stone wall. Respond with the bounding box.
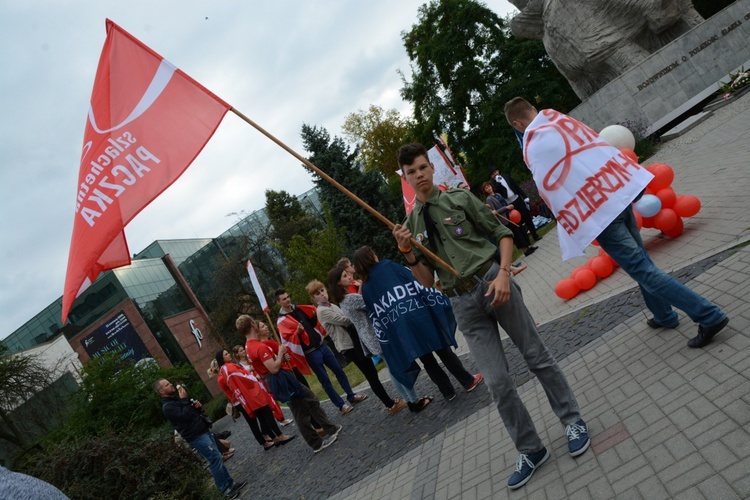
[570,0,750,134]
[163,310,222,397]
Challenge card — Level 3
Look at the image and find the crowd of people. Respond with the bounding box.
[158,103,729,495]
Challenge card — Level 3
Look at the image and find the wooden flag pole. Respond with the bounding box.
[496,212,520,228]
[264,310,281,344]
[230,107,460,279]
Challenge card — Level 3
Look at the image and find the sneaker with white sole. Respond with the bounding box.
[313,434,337,454]
[507,448,549,490]
[329,424,342,439]
[565,419,590,457]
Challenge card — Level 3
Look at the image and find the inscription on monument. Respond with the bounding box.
[636,14,747,92]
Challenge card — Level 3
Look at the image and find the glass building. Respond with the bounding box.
[3,187,323,356]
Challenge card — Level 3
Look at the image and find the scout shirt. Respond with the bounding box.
[405,187,512,290]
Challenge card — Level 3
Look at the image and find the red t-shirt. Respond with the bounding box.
[263,339,280,354]
[245,339,275,377]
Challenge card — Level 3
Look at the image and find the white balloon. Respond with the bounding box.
[599,125,636,150]
[633,194,662,218]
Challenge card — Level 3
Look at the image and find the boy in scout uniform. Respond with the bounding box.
[392,143,590,490]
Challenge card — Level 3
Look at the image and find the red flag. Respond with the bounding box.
[399,172,417,215]
[62,20,231,322]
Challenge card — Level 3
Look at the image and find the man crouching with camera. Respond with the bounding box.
[154,379,246,498]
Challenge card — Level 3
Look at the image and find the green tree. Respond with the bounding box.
[206,220,288,345]
[265,190,322,247]
[692,0,735,19]
[400,0,579,186]
[56,353,198,441]
[0,346,69,456]
[301,124,404,263]
[341,105,418,183]
[281,209,348,302]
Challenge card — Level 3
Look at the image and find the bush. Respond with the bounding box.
[53,353,203,442]
[18,430,215,499]
[202,393,228,423]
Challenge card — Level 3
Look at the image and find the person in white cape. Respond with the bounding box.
[504,97,728,349]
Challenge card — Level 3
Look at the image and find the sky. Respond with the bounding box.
[0,0,516,340]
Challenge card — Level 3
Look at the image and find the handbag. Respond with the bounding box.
[225,402,240,421]
[267,369,304,403]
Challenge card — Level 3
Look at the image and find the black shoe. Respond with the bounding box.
[225,480,246,499]
[524,247,537,256]
[646,318,678,329]
[688,317,728,348]
[533,234,542,241]
[408,396,433,413]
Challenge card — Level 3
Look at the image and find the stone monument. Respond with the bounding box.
[507,0,703,99]
[508,0,750,134]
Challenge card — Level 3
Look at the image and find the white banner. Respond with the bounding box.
[523,109,654,260]
[427,145,468,190]
[246,259,269,312]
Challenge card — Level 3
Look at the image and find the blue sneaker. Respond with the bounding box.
[507,447,549,490]
[565,419,590,457]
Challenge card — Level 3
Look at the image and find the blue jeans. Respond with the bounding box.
[597,206,726,328]
[306,344,355,408]
[383,357,418,403]
[188,431,234,495]
[451,264,582,454]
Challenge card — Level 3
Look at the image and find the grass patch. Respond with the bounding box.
[635,136,658,162]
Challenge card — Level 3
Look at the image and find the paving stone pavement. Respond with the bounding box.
[215,95,750,499]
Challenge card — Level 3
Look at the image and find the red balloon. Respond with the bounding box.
[555,279,580,300]
[641,216,655,229]
[570,266,588,279]
[664,216,684,238]
[620,148,638,162]
[591,239,600,247]
[633,210,643,230]
[673,195,701,217]
[647,163,675,191]
[597,248,608,257]
[655,187,676,209]
[573,268,597,291]
[590,256,614,278]
[508,209,522,224]
[654,208,678,232]
[644,187,656,196]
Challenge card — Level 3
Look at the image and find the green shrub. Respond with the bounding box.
[53,353,203,442]
[202,393,229,423]
[18,430,216,499]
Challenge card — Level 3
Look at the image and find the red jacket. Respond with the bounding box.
[276,304,327,375]
[218,362,271,414]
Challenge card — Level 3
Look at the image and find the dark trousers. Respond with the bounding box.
[288,384,338,449]
[292,368,321,429]
[419,348,474,398]
[254,405,282,439]
[342,349,394,408]
[236,405,266,445]
[507,220,531,250]
[511,197,539,240]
